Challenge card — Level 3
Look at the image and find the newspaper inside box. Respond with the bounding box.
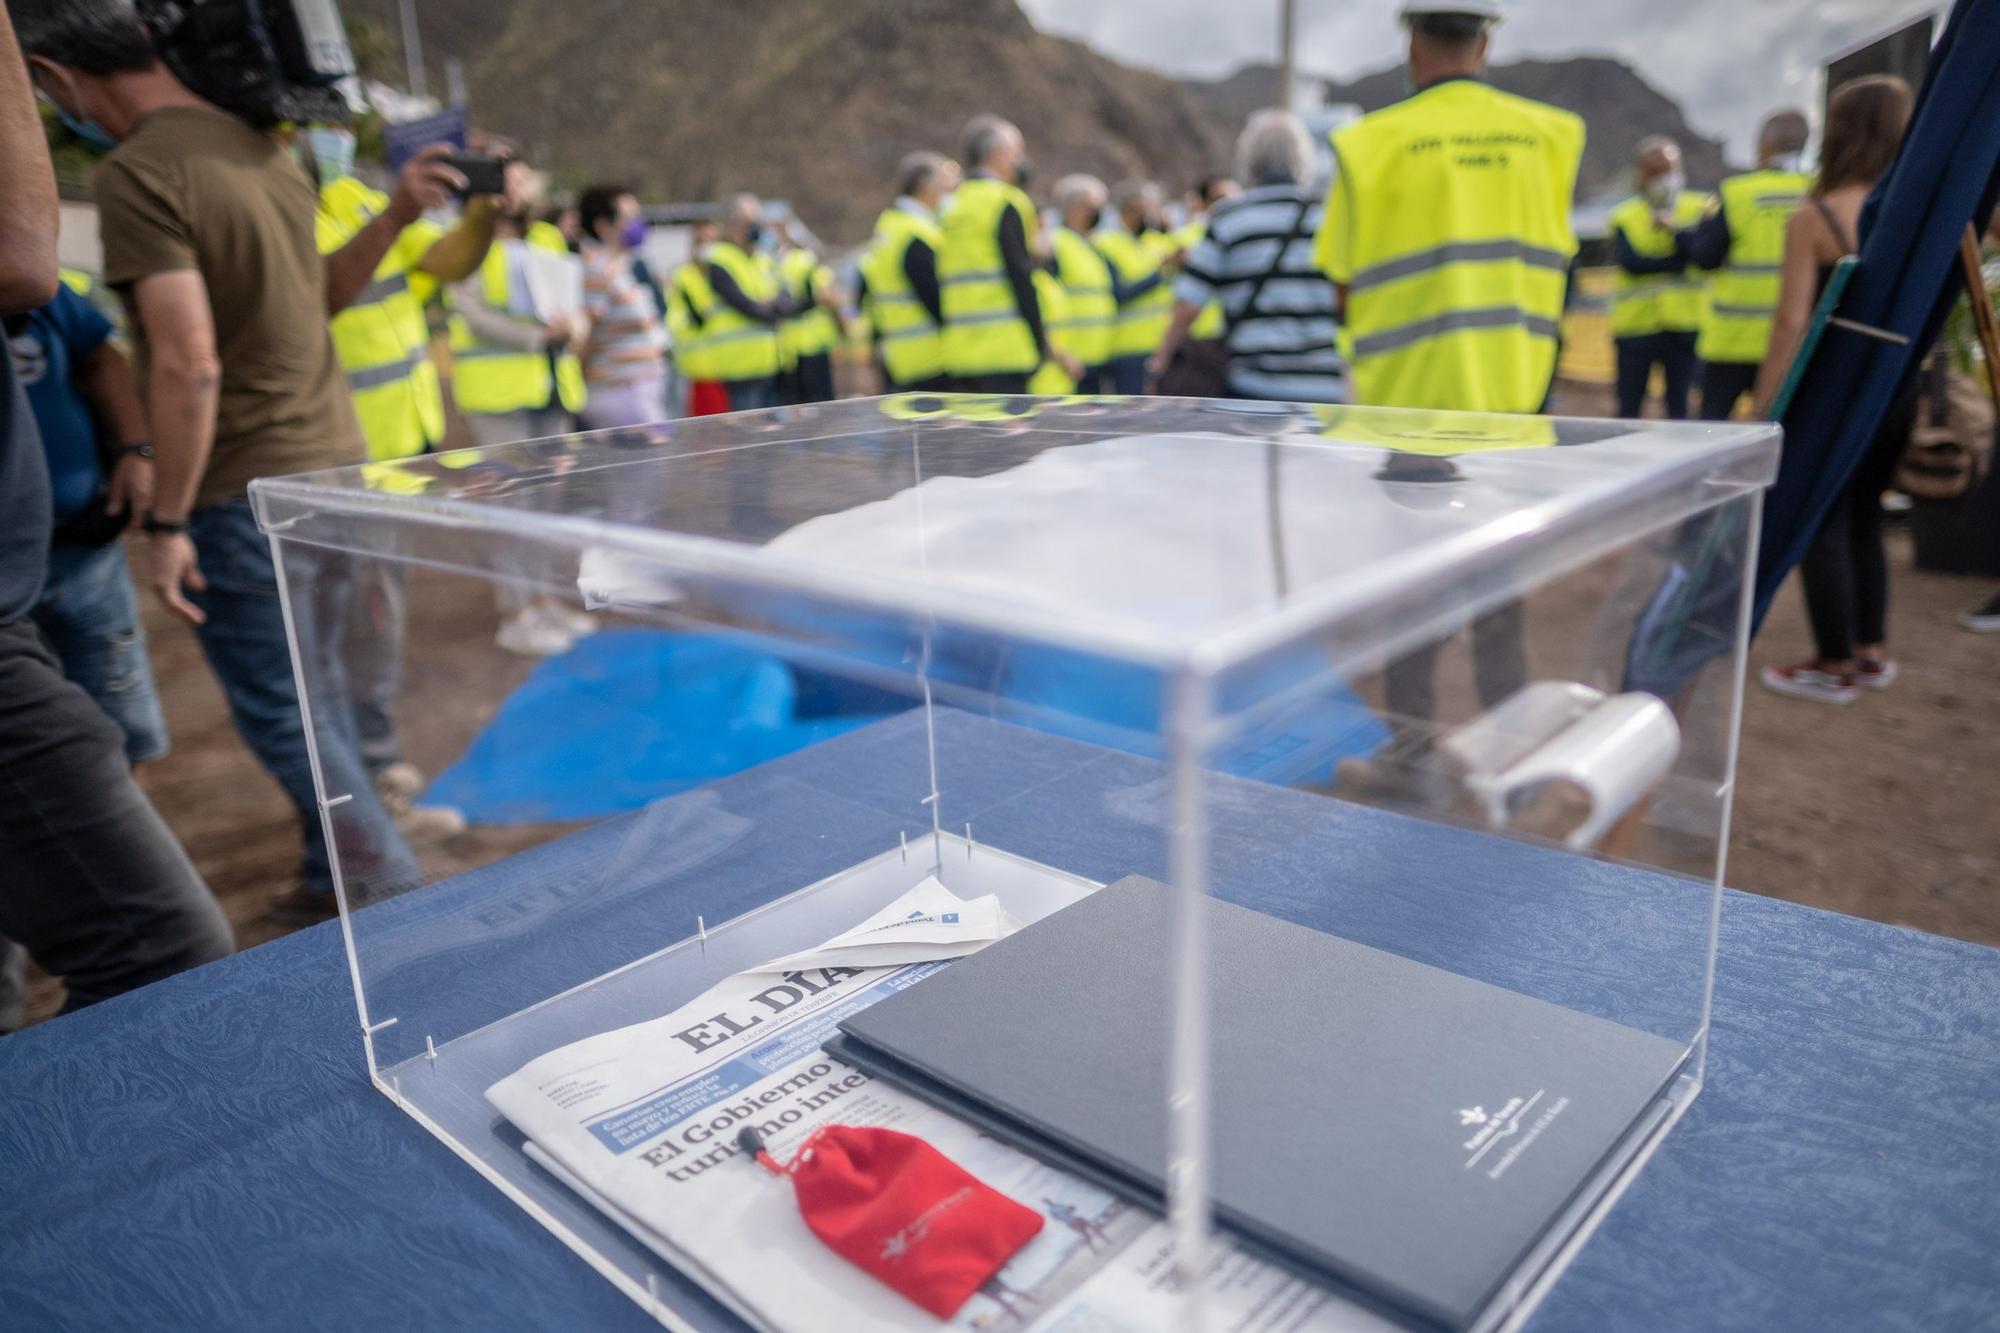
[252,395,1778,1333]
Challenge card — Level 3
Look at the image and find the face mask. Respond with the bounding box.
[620,216,648,249]
[743,222,765,248]
[305,127,356,184]
[1769,152,1804,173]
[57,104,116,153]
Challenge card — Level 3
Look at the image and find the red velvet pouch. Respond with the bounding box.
[749,1124,1043,1318]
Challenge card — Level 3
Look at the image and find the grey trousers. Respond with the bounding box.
[0,621,233,1019]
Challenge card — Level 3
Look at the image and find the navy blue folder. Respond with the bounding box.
[833,875,1689,1330]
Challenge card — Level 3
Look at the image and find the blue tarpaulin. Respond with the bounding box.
[425,629,1387,825]
[423,631,890,824]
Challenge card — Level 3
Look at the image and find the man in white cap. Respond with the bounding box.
[1313,1,1585,799]
[1316,0,1583,414]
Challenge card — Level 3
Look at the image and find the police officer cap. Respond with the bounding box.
[1399,0,1503,21]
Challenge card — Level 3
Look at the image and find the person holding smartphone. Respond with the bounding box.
[13,0,421,924]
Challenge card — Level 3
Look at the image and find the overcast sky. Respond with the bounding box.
[1019,0,1944,159]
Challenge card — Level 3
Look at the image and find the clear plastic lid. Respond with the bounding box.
[253,395,1779,722]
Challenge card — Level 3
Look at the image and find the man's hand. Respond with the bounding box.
[150,532,207,625]
[1055,351,1084,383]
[105,451,154,527]
[543,314,577,346]
[387,144,468,227]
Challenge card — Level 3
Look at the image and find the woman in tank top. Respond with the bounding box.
[1754,74,1915,705]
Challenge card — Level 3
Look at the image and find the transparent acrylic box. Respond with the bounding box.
[253,395,1779,1333]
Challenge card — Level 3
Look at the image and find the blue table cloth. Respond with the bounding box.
[3,712,1996,1332]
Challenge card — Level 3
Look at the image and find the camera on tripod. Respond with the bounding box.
[136,0,356,127]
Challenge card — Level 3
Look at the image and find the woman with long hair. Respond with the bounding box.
[1756,74,1916,704]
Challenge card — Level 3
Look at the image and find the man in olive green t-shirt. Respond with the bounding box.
[12,0,433,920]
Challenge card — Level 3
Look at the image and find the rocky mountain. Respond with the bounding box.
[1182,57,1735,198]
[344,0,1231,242]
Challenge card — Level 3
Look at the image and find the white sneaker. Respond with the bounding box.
[1759,661,1859,704]
[496,606,575,658]
[392,801,468,842]
[1854,658,1899,690]
[369,761,463,839]
[374,761,427,802]
[551,603,599,638]
[1959,597,2000,633]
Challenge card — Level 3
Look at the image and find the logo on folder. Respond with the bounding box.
[1458,1089,1570,1181]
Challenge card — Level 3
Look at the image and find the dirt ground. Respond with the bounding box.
[20,390,2000,1022]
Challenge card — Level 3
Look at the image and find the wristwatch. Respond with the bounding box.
[120,442,155,459]
[142,511,189,535]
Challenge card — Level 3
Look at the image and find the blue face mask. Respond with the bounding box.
[620,216,648,249]
[305,127,356,184]
[57,105,116,153]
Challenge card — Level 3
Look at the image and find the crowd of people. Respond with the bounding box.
[0,0,1991,1027]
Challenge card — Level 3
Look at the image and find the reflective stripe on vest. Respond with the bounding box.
[862,207,947,386]
[1609,191,1712,338]
[940,177,1041,377]
[780,248,839,359]
[1697,169,1810,364]
[446,242,586,416]
[319,176,446,461]
[1325,80,1583,413]
[701,241,783,381]
[1094,225,1174,358]
[1051,227,1115,367]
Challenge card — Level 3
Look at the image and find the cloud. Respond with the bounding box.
[1020,0,1942,158]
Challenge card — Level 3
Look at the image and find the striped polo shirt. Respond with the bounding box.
[582,245,668,386]
[1174,183,1347,403]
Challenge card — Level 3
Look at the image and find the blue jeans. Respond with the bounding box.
[187,500,420,899]
[33,542,170,764]
[721,376,779,412]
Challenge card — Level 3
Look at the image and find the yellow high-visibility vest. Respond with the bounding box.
[1095,223,1174,358]
[940,176,1041,377]
[701,240,784,382]
[667,259,726,381]
[1609,190,1712,338]
[447,241,586,416]
[1028,270,1074,395]
[1050,226,1115,368]
[779,248,839,361]
[526,220,571,255]
[1308,403,1558,453]
[59,267,94,296]
[1317,79,1584,414]
[317,175,446,461]
[861,206,946,387]
[1175,218,1225,340]
[1697,168,1810,365]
